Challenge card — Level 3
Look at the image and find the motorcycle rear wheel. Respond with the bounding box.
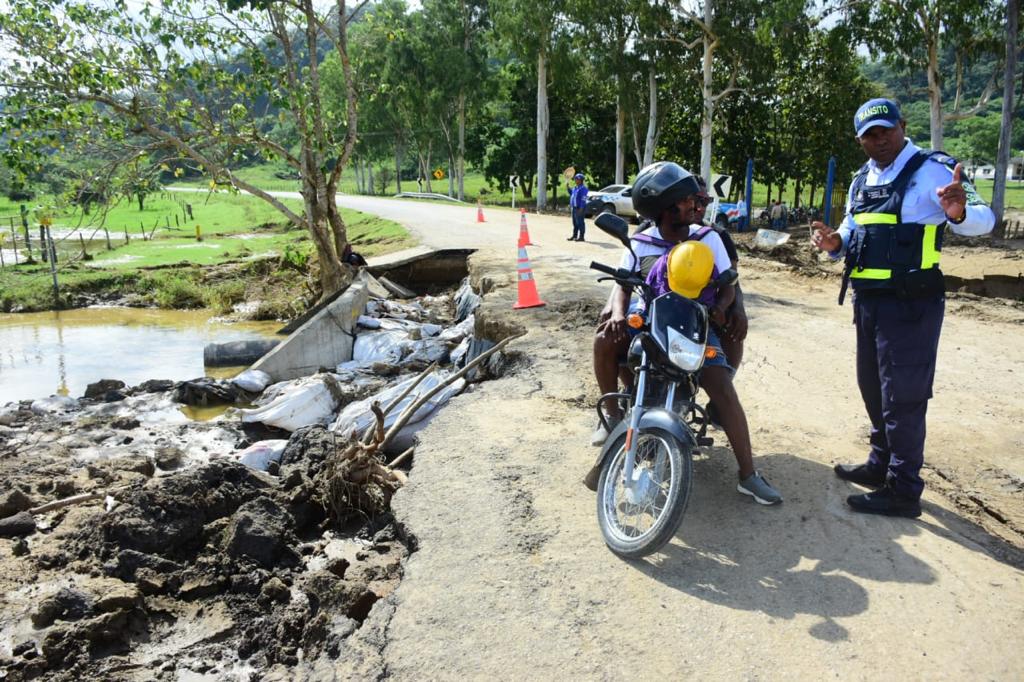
[596,427,693,558]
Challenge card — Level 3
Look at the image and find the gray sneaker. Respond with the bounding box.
[737,471,783,505]
[590,417,621,447]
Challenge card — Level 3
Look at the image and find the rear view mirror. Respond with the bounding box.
[594,212,631,247]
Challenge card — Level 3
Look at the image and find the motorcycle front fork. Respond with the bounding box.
[622,353,678,486]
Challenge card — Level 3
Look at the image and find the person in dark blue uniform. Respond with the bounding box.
[568,173,589,241]
[811,98,994,517]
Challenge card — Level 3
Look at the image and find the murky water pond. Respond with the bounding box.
[0,307,282,404]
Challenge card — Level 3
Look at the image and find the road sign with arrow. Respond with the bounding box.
[711,174,732,200]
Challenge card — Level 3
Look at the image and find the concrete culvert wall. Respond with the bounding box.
[368,248,475,295]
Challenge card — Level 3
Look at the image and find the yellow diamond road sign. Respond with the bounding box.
[433,168,445,180]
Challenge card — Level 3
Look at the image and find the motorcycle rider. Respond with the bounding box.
[693,175,747,370]
[591,161,781,505]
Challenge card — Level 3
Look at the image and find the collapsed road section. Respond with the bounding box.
[0,255,520,680]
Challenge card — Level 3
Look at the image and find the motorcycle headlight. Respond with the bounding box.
[667,326,705,371]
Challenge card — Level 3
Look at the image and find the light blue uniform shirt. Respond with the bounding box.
[831,140,994,258]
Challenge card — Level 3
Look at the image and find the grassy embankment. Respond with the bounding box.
[192,162,1024,212]
[0,191,413,313]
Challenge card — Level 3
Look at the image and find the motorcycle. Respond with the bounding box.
[584,212,737,558]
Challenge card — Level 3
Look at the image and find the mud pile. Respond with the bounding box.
[0,424,409,681]
[0,275,518,679]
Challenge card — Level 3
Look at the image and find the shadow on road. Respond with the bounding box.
[625,451,1022,641]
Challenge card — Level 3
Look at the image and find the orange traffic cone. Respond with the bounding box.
[513,247,546,310]
[477,200,486,223]
[517,208,535,247]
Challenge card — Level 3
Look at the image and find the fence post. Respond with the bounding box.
[11,227,19,264]
[742,157,754,232]
[47,226,59,305]
[104,227,112,250]
[79,233,87,259]
[1,232,5,268]
[19,205,32,262]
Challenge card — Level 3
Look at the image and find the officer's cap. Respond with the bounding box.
[854,98,902,138]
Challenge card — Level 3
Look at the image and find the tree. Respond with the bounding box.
[0,0,363,296]
[492,0,567,209]
[842,0,1005,150]
[993,0,1020,230]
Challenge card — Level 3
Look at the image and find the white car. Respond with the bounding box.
[584,184,638,220]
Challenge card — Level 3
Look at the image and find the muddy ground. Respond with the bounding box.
[2,197,1023,679]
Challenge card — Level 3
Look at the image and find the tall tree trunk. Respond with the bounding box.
[631,114,643,169]
[536,45,550,210]
[794,178,802,207]
[448,154,455,197]
[699,0,716,183]
[367,163,374,195]
[615,91,626,184]
[395,144,403,194]
[925,13,944,150]
[993,0,1018,233]
[458,91,467,201]
[643,66,658,167]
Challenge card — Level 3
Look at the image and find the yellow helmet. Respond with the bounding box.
[667,241,714,299]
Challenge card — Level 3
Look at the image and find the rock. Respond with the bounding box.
[154,446,185,471]
[84,379,126,400]
[12,537,30,556]
[0,488,34,518]
[134,379,175,394]
[120,456,156,478]
[173,378,238,407]
[178,575,222,600]
[31,588,93,628]
[110,416,141,430]
[135,568,169,595]
[95,584,142,613]
[0,511,36,538]
[102,390,128,402]
[12,641,35,658]
[259,577,291,604]
[222,497,297,569]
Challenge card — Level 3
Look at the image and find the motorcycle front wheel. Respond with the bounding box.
[596,427,693,558]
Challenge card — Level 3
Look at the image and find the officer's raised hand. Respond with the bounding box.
[810,221,841,252]
[936,163,968,223]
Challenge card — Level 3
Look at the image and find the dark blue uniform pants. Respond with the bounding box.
[854,294,944,499]
[571,208,586,239]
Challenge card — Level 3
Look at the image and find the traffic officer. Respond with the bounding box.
[568,173,589,241]
[811,97,994,517]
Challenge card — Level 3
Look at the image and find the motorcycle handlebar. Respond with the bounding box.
[590,261,646,290]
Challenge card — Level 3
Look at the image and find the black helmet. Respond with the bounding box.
[631,162,700,221]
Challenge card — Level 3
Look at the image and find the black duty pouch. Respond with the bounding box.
[897,267,945,299]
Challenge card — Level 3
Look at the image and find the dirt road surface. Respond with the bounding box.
[316,195,1023,680]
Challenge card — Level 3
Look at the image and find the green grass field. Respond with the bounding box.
[0,189,413,312]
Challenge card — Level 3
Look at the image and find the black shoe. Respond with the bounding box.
[567,236,577,241]
[846,485,921,518]
[833,463,886,488]
[577,237,585,242]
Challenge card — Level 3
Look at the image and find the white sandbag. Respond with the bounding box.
[31,395,79,415]
[352,329,410,365]
[231,369,272,394]
[331,371,465,438]
[439,315,475,342]
[239,374,342,432]
[238,439,288,471]
[449,337,471,367]
[357,315,382,329]
[404,338,451,365]
[421,323,443,337]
